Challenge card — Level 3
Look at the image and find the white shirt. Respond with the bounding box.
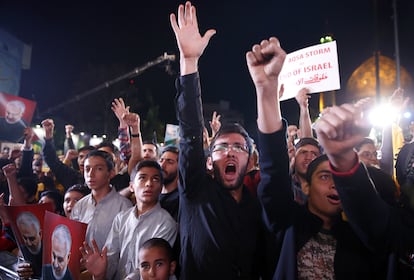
[105,203,177,280]
[70,186,132,249]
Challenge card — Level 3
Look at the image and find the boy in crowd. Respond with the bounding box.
[81,160,177,279]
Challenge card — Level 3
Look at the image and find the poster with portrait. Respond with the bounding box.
[0,92,37,143]
[5,203,53,278]
[42,211,87,280]
[164,124,180,146]
[0,142,22,158]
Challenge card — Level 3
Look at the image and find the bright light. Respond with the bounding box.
[102,134,107,139]
[80,132,85,136]
[90,136,103,146]
[403,111,411,119]
[368,103,399,127]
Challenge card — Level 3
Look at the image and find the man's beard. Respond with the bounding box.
[52,265,67,280]
[212,162,247,191]
[27,243,41,255]
[163,171,177,185]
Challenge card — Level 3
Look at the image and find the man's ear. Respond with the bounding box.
[302,181,310,196]
[109,169,116,179]
[169,260,177,275]
[129,182,135,193]
[206,156,213,171]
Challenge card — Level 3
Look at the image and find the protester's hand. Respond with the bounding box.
[170,1,216,74]
[64,149,78,162]
[209,111,221,138]
[41,119,55,140]
[123,113,140,133]
[80,240,107,279]
[23,127,34,145]
[65,124,74,138]
[314,98,372,171]
[111,98,130,128]
[246,37,286,90]
[2,163,17,178]
[203,126,210,148]
[16,260,34,279]
[295,88,310,109]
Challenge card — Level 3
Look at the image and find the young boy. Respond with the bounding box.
[125,238,177,280]
[81,160,177,279]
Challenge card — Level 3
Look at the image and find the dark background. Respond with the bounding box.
[1,0,413,143]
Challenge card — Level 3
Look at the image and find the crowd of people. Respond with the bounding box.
[0,1,414,279]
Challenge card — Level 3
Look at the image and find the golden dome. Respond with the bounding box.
[346,55,413,100]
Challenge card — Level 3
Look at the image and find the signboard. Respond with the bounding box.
[278,41,340,101]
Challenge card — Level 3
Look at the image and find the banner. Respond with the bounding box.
[5,203,54,278]
[42,212,87,280]
[164,124,179,146]
[278,41,340,101]
[0,92,37,143]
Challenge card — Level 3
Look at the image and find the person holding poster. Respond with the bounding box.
[42,224,73,280]
[15,211,43,278]
[0,99,27,143]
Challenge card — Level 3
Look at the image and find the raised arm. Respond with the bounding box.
[313,100,399,251]
[171,1,216,196]
[41,119,83,189]
[2,163,26,205]
[248,38,297,231]
[18,127,35,178]
[295,88,313,138]
[246,37,285,133]
[124,112,143,176]
[112,98,132,166]
[170,1,216,76]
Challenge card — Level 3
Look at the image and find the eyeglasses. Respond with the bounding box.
[212,143,249,154]
[359,151,378,159]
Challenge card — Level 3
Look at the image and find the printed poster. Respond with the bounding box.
[0,92,37,143]
[42,211,87,280]
[5,203,53,278]
[164,124,179,146]
[278,41,340,101]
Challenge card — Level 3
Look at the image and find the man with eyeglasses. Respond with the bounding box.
[354,137,380,168]
[171,2,273,279]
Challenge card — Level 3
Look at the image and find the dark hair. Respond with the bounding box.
[78,145,95,153]
[305,154,329,184]
[132,160,164,184]
[295,137,322,153]
[143,140,158,149]
[139,237,174,261]
[40,190,64,215]
[96,141,118,153]
[161,145,179,156]
[209,123,253,155]
[85,150,114,171]
[66,184,91,196]
[17,176,38,198]
[354,137,376,152]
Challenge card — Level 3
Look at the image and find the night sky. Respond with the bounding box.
[2,0,414,139]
